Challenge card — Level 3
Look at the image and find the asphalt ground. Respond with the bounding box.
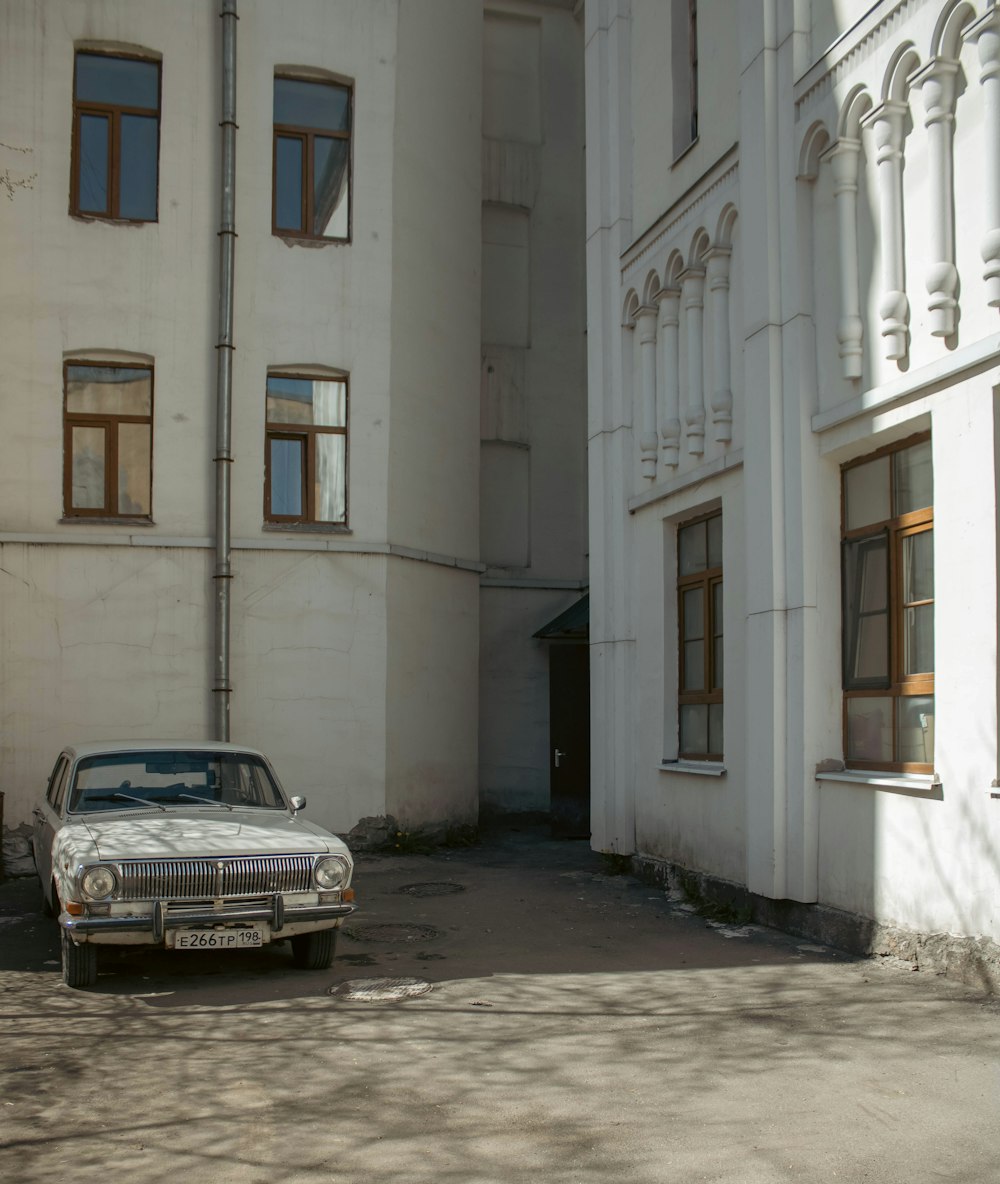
[0,817,998,1184]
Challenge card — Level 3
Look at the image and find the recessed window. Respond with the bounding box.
[841,435,934,771]
[671,0,698,158]
[677,511,722,759]
[265,373,348,525]
[71,52,160,221]
[273,77,352,240]
[64,363,153,519]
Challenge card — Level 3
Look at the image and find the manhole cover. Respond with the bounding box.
[345,922,441,943]
[329,977,433,1002]
[396,882,466,897]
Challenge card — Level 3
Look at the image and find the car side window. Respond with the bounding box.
[46,756,70,812]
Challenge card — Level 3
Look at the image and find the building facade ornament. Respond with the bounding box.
[829,137,865,378]
[635,304,659,478]
[680,266,706,454]
[705,245,733,441]
[970,9,1000,307]
[913,57,959,337]
[655,286,682,467]
[863,100,910,360]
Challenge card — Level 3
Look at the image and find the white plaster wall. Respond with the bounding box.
[385,560,480,829]
[230,550,390,835]
[631,472,747,885]
[0,0,490,837]
[0,543,213,825]
[630,0,739,241]
[816,380,1000,941]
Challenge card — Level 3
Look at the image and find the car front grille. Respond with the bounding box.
[117,855,316,901]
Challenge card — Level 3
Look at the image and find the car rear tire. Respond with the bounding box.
[291,928,337,970]
[61,928,98,989]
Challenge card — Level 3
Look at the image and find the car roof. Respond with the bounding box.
[61,741,269,761]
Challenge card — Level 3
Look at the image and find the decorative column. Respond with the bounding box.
[913,59,959,336]
[864,102,909,359]
[705,246,733,441]
[655,285,681,467]
[829,138,864,378]
[681,266,706,454]
[635,305,659,479]
[971,10,1000,305]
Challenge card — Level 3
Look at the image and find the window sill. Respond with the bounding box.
[262,522,352,536]
[660,759,726,778]
[274,232,350,249]
[816,768,941,793]
[59,516,154,526]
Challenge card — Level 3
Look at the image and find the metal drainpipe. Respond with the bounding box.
[213,0,237,741]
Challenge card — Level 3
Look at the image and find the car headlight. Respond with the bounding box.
[314,856,349,890]
[80,865,119,901]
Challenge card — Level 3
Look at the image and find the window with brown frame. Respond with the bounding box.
[841,434,934,771]
[64,363,153,519]
[265,373,348,525]
[71,52,160,221]
[678,511,722,759]
[273,76,352,240]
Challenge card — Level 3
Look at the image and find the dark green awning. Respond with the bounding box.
[533,594,589,641]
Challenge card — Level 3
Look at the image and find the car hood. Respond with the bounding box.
[71,809,350,863]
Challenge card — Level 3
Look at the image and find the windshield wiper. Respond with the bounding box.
[175,793,233,811]
[104,792,166,812]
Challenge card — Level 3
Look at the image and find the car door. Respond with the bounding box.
[32,754,70,893]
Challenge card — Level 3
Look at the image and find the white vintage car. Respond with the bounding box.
[31,741,356,989]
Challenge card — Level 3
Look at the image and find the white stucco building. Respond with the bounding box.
[586,0,1000,986]
[0,0,588,842]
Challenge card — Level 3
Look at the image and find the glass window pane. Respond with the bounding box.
[275,136,304,231]
[708,703,723,755]
[76,54,159,109]
[854,615,889,680]
[119,114,158,220]
[680,704,708,754]
[711,581,723,689]
[844,455,890,531]
[315,433,346,523]
[267,376,314,424]
[682,587,704,641]
[846,697,892,763]
[683,640,705,691]
[706,514,722,567]
[902,531,933,605]
[66,366,152,415]
[712,637,723,690]
[894,440,933,516]
[71,426,106,509]
[78,114,109,213]
[903,605,934,675]
[269,437,303,517]
[313,380,347,427]
[117,423,151,516]
[678,520,706,575]
[274,78,350,131]
[897,696,934,765]
[313,137,350,238]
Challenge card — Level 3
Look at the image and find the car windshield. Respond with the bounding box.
[68,751,287,813]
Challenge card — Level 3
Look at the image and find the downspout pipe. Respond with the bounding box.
[213,0,237,740]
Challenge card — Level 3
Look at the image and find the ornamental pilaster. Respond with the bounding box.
[655,286,681,468]
[635,305,659,479]
[680,267,706,455]
[705,246,733,442]
[913,58,959,336]
[970,10,1000,306]
[829,138,864,378]
[863,101,909,360]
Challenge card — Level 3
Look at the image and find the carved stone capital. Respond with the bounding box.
[912,58,959,125]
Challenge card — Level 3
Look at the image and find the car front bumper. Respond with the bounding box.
[62,896,355,944]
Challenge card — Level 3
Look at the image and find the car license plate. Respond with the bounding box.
[172,927,264,950]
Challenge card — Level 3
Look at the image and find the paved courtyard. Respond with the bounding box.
[1,819,997,1184]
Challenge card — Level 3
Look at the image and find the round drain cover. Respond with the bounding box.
[329,977,432,1002]
[345,922,442,943]
[397,882,466,897]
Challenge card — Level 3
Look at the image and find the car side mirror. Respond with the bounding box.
[289,796,307,813]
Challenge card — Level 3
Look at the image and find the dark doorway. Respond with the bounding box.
[548,643,590,839]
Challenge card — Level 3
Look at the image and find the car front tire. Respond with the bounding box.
[61,928,98,989]
[291,928,337,970]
